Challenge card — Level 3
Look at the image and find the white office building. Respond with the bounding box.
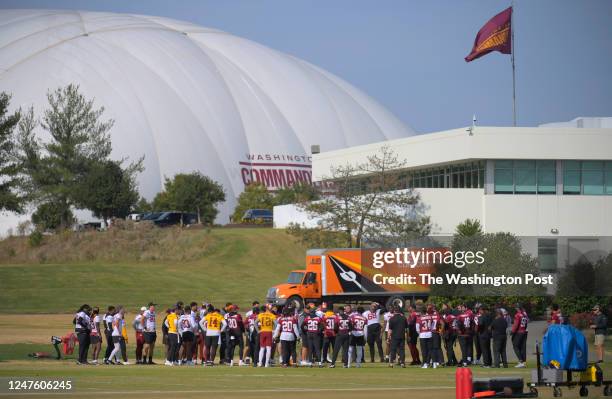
[275,120,612,273]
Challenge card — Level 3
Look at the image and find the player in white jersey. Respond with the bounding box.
[142,303,157,365]
[362,302,385,363]
[133,307,145,364]
[109,307,128,365]
[382,305,393,361]
[178,307,196,365]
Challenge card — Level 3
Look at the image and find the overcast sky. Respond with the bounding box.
[1,0,611,133]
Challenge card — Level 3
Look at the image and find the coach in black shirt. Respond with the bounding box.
[477,306,493,367]
[387,305,408,368]
[490,309,508,368]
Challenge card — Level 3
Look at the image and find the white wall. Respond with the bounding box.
[274,188,612,239]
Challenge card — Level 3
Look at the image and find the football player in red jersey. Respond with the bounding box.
[511,303,529,368]
[348,306,366,368]
[330,306,351,368]
[549,304,564,325]
[406,304,421,365]
[322,306,337,363]
[457,303,474,366]
[416,304,435,368]
[246,306,260,367]
[274,306,300,367]
[304,309,324,367]
[441,303,458,366]
[225,305,245,366]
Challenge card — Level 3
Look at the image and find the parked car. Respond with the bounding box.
[153,212,198,227]
[126,213,144,221]
[241,209,273,224]
[141,212,163,221]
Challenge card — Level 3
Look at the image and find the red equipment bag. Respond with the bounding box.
[62,333,77,355]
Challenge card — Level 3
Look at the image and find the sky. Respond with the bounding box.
[0,0,611,133]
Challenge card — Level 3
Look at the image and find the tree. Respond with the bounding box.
[0,92,24,213]
[154,172,225,224]
[17,84,142,229]
[133,197,153,213]
[231,182,275,222]
[455,218,483,237]
[31,201,73,231]
[73,160,140,220]
[274,182,320,206]
[300,146,430,248]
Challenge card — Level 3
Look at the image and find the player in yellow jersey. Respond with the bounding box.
[164,307,179,366]
[201,307,226,366]
[257,305,277,367]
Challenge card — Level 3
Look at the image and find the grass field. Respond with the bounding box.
[0,228,305,313]
[0,227,610,399]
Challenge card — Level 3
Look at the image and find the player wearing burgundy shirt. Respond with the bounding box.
[511,303,529,367]
[225,305,245,366]
[246,307,260,367]
[407,304,421,365]
[348,306,367,368]
[330,306,351,368]
[304,312,324,367]
[457,304,474,366]
[441,304,458,366]
[322,308,337,363]
[274,307,300,367]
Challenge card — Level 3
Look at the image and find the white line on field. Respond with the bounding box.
[0,386,455,396]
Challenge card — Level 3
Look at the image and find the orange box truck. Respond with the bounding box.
[266,248,434,310]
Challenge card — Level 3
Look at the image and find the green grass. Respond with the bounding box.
[0,356,609,399]
[0,228,305,313]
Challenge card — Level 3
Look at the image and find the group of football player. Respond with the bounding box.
[74,299,537,369]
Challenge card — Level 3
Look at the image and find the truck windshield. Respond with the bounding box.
[286,272,305,284]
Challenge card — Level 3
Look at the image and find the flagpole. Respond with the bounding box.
[511,0,517,126]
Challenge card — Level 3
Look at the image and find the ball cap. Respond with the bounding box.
[592,304,601,311]
[140,306,147,311]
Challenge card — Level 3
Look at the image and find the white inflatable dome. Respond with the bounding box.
[0,9,415,225]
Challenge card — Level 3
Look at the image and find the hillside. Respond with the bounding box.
[0,226,306,313]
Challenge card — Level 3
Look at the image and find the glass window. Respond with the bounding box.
[538,239,557,271]
[494,169,513,193]
[606,162,612,194]
[563,161,581,194]
[583,170,604,195]
[537,161,556,194]
[515,162,536,193]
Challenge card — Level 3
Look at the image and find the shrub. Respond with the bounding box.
[29,230,43,247]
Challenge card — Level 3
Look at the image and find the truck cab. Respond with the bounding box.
[266,266,321,310]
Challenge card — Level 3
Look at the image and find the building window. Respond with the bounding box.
[405,161,485,189]
[563,161,581,194]
[494,160,514,193]
[562,160,612,195]
[538,239,558,272]
[494,160,556,194]
[537,160,556,194]
[582,161,604,195]
[514,160,536,194]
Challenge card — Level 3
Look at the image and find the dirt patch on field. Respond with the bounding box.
[0,314,73,344]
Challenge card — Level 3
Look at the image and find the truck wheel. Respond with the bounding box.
[287,296,304,310]
[385,296,406,310]
[579,386,588,397]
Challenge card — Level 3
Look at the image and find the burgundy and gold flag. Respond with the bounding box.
[465,7,512,62]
